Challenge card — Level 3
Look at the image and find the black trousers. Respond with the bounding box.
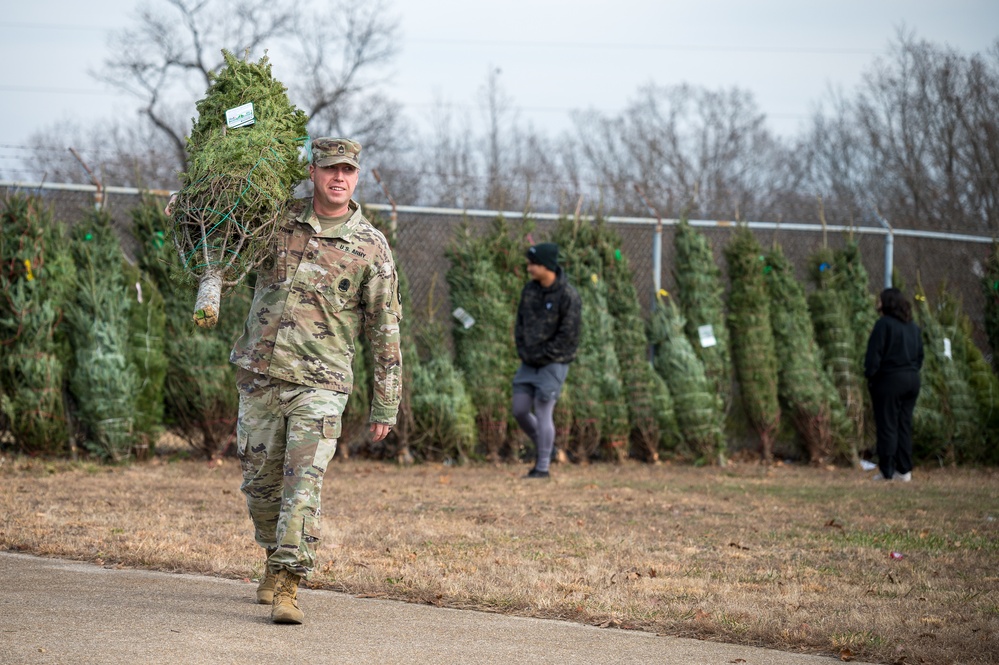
[868,371,920,478]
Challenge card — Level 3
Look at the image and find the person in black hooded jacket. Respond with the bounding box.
[513,242,582,479]
[864,287,924,482]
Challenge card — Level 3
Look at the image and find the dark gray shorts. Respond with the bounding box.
[512,362,570,402]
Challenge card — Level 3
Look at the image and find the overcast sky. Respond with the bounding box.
[1,0,996,182]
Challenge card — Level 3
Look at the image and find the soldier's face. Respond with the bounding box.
[310,163,358,216]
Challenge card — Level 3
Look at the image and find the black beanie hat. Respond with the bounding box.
[526,242,559,272]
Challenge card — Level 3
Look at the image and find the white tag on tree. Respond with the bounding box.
[944,338,952,359]
[225,102,255,128]
[697,324,717,348]
[453,307,475,329]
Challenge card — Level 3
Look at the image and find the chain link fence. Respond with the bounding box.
[3,182,994,355]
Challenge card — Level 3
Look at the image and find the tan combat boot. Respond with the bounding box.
[271,569,304,624]
[256,548,277,604]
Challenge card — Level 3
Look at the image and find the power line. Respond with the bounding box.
[0,21,109,32]
[0,20,888,55]
[0,84,110,95]
[407,37,885,56]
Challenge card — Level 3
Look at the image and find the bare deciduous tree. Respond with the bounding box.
[570,83,793,221]
[97,0,302,171]
[23,118,183,188]
[800,30,999,234]
[23,0,403,189]
[295,0,402,153]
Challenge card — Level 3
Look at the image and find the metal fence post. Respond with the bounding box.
[872,207,894,288]
[633,185,663,308]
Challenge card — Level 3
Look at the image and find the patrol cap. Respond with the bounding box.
[311,137,361,168]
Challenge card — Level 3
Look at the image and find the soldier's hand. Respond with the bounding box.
[370,423,392,442]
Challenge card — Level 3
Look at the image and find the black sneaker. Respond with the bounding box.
[524,468,550,479]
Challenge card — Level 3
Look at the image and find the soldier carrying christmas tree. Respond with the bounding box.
[230,137,402,624]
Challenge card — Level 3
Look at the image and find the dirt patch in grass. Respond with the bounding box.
[1,454,997,664]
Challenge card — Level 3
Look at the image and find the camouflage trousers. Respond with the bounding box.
[235,368,347,578]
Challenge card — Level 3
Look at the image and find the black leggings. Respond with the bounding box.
[512,392,557,472]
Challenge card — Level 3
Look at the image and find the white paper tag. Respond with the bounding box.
[697,324,717,348]
[225,102,255,128]
[943,338,952,360]
[452,307,475,329]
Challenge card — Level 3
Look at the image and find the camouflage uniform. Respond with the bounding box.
[231,193,402,576]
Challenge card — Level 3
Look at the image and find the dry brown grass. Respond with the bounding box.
[1,453,997,664]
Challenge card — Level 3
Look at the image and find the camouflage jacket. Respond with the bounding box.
[230,198,402,424]
[514,267,582,368]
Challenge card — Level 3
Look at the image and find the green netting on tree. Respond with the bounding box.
[914,286,984,464]
[171,49,308,328]
[764,244,848,464]
[674,219,733,416]
[981,242,999,370]
[411,348,478,464]
[588,218,664,462]
[133,198,247,459]
[649,370,682,454]
[833,239,877,455]
[121,259,167,458]
[559,348,604,462]
[937,293,999,464]
[67,211,139,462]
[577,271,629,461]
[612,313,665,462]
[724,225,780,463]
[649,293,725,464]
[445,224,520,463]
[833,240,877,353]
[0,195,76,455]
[552,219,628,462]
[476,218,532,458]
[807,246,866,464]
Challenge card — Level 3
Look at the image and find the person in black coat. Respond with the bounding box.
[864,287,924,482]
[512,242,582,479]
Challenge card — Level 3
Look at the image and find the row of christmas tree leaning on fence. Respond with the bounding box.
[2,193,998,466]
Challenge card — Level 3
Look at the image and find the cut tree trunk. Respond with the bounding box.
[193,271,222,328]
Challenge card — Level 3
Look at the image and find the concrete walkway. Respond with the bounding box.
[1,552,870,665]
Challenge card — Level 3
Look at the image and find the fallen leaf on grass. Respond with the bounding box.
[839,647,854,661]
[729,542,750,550]
[825,519,844,530]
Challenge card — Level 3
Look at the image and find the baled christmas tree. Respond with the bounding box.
[170,50,308,328]
[724,226,781,463]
